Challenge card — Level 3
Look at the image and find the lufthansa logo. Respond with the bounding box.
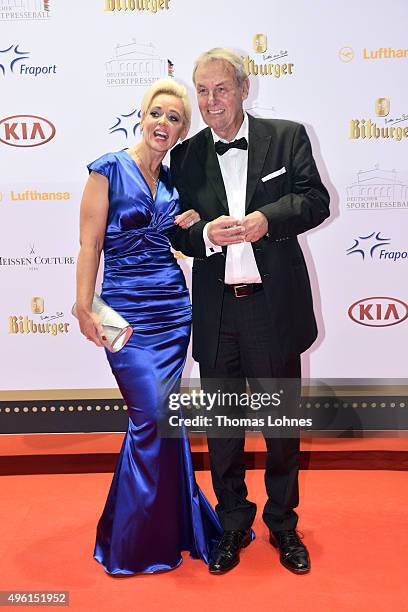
[339,47,354,62]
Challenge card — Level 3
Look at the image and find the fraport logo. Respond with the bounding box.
[109,107,142,141]
[346,231,407,262]
[0,43,57,77]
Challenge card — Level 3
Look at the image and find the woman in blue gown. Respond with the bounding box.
[75,79,222,575]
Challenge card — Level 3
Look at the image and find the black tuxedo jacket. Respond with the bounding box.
[170,114,330,367]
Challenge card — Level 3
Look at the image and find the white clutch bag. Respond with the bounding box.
[72,293,133,353]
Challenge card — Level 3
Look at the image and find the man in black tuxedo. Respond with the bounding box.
[171,48,330,575]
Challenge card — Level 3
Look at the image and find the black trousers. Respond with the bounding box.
[200,289,301,533]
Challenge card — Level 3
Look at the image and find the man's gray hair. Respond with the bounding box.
[193,48,248,85]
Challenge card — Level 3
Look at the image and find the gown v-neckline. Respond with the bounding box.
[123,149,161,202]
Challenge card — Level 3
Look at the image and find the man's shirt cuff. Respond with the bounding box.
[203,223,222,256]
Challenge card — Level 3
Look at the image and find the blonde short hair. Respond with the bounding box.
[193,48,248,86]
[140,78,192,131]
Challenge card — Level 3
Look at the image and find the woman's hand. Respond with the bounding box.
[77,309,105,347]
[174,209,201,229]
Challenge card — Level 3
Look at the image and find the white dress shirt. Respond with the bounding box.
[203,113,262,284]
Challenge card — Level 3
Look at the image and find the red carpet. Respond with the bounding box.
[1,469,406,611]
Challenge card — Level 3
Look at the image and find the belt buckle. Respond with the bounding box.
[233,284,248,298]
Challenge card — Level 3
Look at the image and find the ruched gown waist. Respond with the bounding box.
[101,229,191,329]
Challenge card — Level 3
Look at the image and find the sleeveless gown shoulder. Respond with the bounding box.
[87,150,222,575]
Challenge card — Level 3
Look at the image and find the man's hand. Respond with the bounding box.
[241,211,268,242]
[207,215,245,246]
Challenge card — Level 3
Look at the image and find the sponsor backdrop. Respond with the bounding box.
[1,0,407,405]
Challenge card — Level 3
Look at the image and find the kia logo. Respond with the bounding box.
[348,296,408,327]
[0,115,56,147]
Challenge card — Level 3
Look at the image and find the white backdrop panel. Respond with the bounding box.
[1,0,407,391]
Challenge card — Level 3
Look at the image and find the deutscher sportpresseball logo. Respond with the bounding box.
[346,165,408,211]
[105,39,174,87]
[0,0,51,20]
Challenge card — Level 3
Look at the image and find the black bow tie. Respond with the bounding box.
[214,137,248,156]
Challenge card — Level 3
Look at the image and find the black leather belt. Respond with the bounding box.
[224,283,263,298]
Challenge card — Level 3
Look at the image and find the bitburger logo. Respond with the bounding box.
[243,33,294,79]
[105,0,171,13]
[9,297,71,336]
[0,115,56,147]
[349,98,408,141]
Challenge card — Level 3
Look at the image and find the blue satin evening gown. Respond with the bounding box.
[87,151,222,575]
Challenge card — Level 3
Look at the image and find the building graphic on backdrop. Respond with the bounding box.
[105,40,174,87]
[246,103,277,119]
[0,0,50,19]
[243,33,294,79]
[346,165,408,211]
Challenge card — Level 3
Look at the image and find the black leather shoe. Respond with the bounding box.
[209,530,251,574]
[270,529,310,574]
